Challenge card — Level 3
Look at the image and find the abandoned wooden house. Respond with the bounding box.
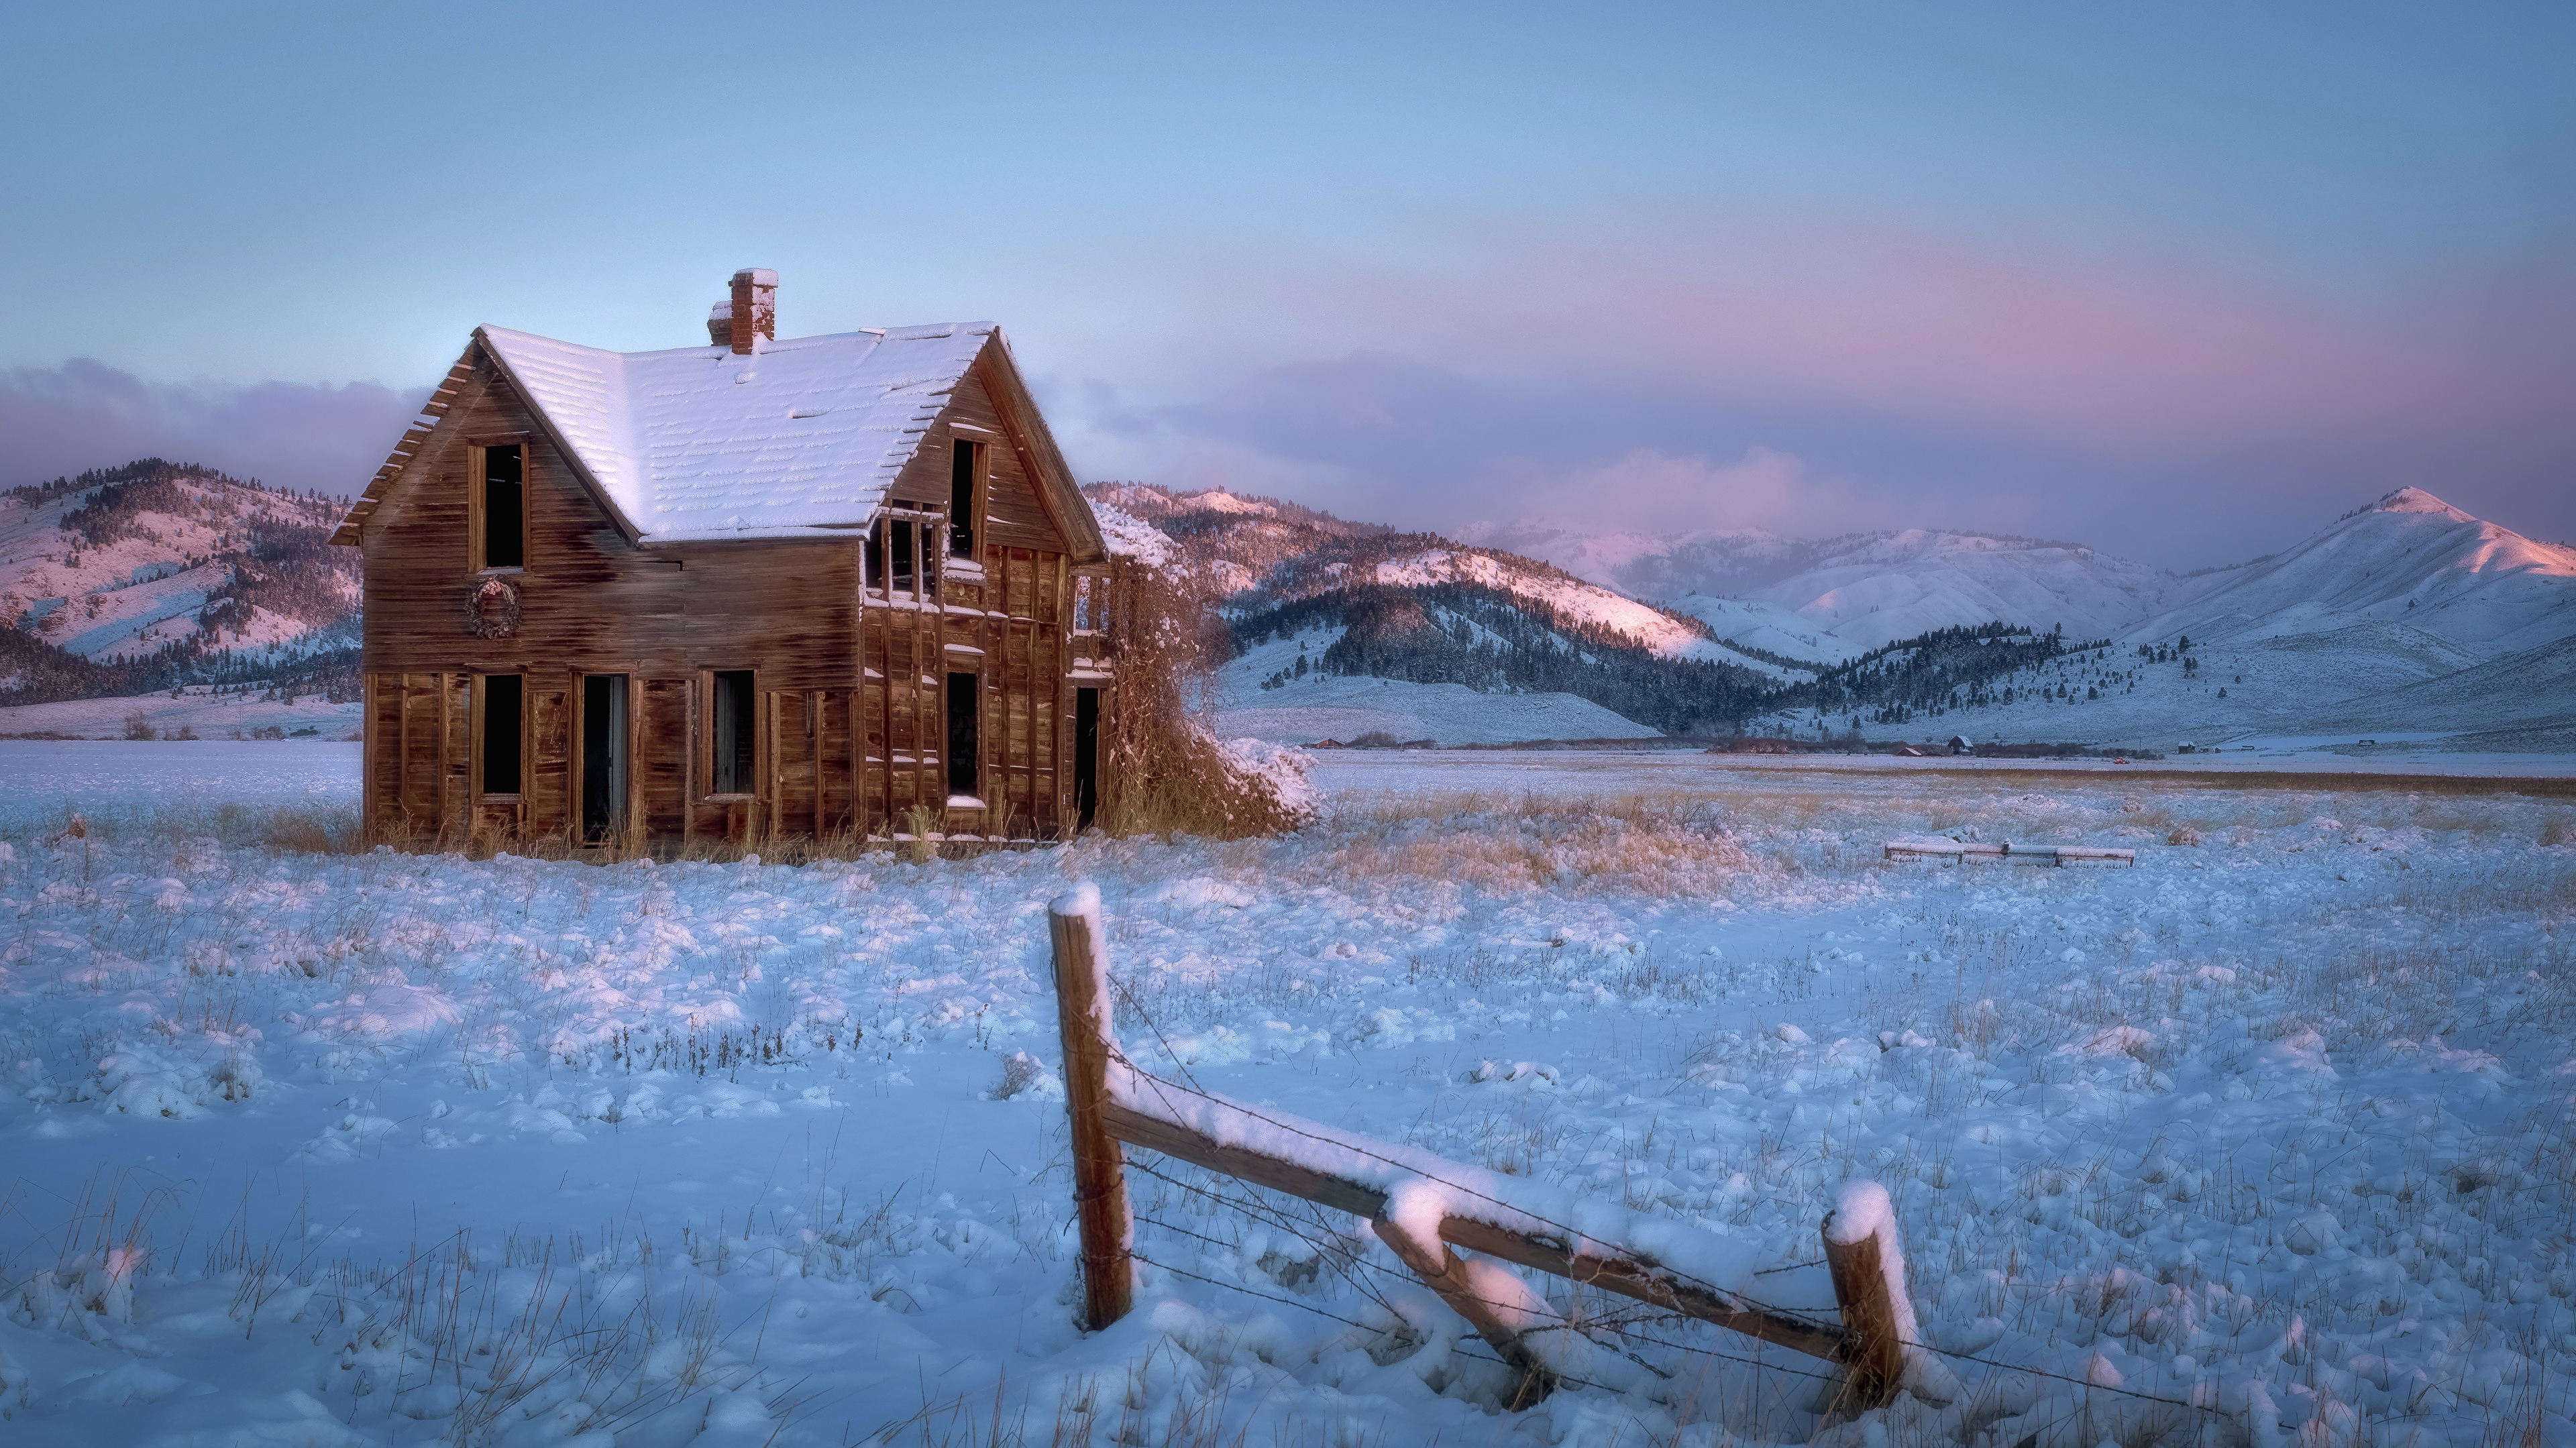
[331,269,1128,846]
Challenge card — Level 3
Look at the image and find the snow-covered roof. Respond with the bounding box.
[1091,501,1179,568]
[477,323,998,545]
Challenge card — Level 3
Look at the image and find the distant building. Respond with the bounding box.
[1721,737,1793,755]
[333,270,1123,848]
[1947,734,1974,755]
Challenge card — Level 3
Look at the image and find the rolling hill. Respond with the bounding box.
[0,459,360,707]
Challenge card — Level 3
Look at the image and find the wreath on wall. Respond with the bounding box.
[465,577,522,638]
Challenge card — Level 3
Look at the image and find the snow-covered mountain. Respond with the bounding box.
[1487,520,2182,657]
[1088,484,1795,741]
[1503,489,2575,667]
[1662,596,1868,665]
[1146,483,2575,751]
[1714,488,2576,751]
[2137,488,2576,657]
[1454,519,1814,599]
[1743,530,2176,653]
[0,460,360,704]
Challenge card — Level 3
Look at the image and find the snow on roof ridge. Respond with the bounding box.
[477,321,1002,543]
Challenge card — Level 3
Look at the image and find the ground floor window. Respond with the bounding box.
[712,670,755,795]
[947,672,979,799]
[478,674,523,795]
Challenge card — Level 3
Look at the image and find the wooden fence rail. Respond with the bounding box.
[1883,835,2135,867]
[1046,884,1916,1410]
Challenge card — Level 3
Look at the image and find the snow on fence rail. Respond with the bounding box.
[1882,834,2135,867]
[1044,883,1915,1412]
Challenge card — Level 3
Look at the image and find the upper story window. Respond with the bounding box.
[949,439,981,558]
[472,443,526,571]
[867,517,916,589]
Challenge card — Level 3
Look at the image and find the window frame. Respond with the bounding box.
[866,516,920,590]
[472,672,527,801]
[703,667,760,801]
[945,668,983,804]
[467,438,532,575]
[947,427,990,561]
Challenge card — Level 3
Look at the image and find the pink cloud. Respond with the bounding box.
[0,359,425,494]
[1089,208,2565,455]
[1499,447,1901,537]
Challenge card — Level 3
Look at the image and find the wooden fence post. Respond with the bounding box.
[1051,883,1133,1331]
[1821,1180,1909,1408]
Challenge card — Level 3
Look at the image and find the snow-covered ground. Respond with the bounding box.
[0,687,364,742]
[3,744,2571,1447]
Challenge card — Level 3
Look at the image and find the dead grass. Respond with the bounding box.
[1290,790,1752,899]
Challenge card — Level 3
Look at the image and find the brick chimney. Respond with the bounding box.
[706,302,733,345]
[727,268,777,353]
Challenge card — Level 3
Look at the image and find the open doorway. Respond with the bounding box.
[581,675,628,842]
[1074,687,1099,831]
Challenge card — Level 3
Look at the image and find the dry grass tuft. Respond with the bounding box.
[1287,789,1752,899]
[2167,825,2204,847]
[2541,814,2575,848]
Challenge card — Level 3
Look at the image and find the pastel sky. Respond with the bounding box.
[3,2,2569,568]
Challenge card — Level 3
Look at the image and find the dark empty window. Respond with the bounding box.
[949,441,978,557]
[947,673,979,798]
[867,518,915,588]
[712,670,755,795]
[482,444,524,569]
[479,674,523,795]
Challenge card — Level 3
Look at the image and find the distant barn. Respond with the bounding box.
[1947,734,1974,755]
[333,270,1125,848]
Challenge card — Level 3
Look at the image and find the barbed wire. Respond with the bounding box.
[1098,968,2234,1421]
[1123,1247,1621,1395]
[1108,1042,1832,1329]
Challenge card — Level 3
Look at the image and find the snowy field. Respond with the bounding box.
[0,689,364,743]
[2,743,2572,1447]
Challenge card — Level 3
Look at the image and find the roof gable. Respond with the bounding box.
[480,322,992,544]
[965,333,1108,565]
[336,318,1108,563]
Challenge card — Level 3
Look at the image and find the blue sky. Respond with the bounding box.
[3,2,2568,566]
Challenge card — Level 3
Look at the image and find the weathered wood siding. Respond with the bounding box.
[356,337,1102,847]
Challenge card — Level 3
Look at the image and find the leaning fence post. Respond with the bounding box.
[1050,882,1134,1331]
[1821,1179,1911,1408]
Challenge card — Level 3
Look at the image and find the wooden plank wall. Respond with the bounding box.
[871,361,1080,841]
[358,341,1095,849]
